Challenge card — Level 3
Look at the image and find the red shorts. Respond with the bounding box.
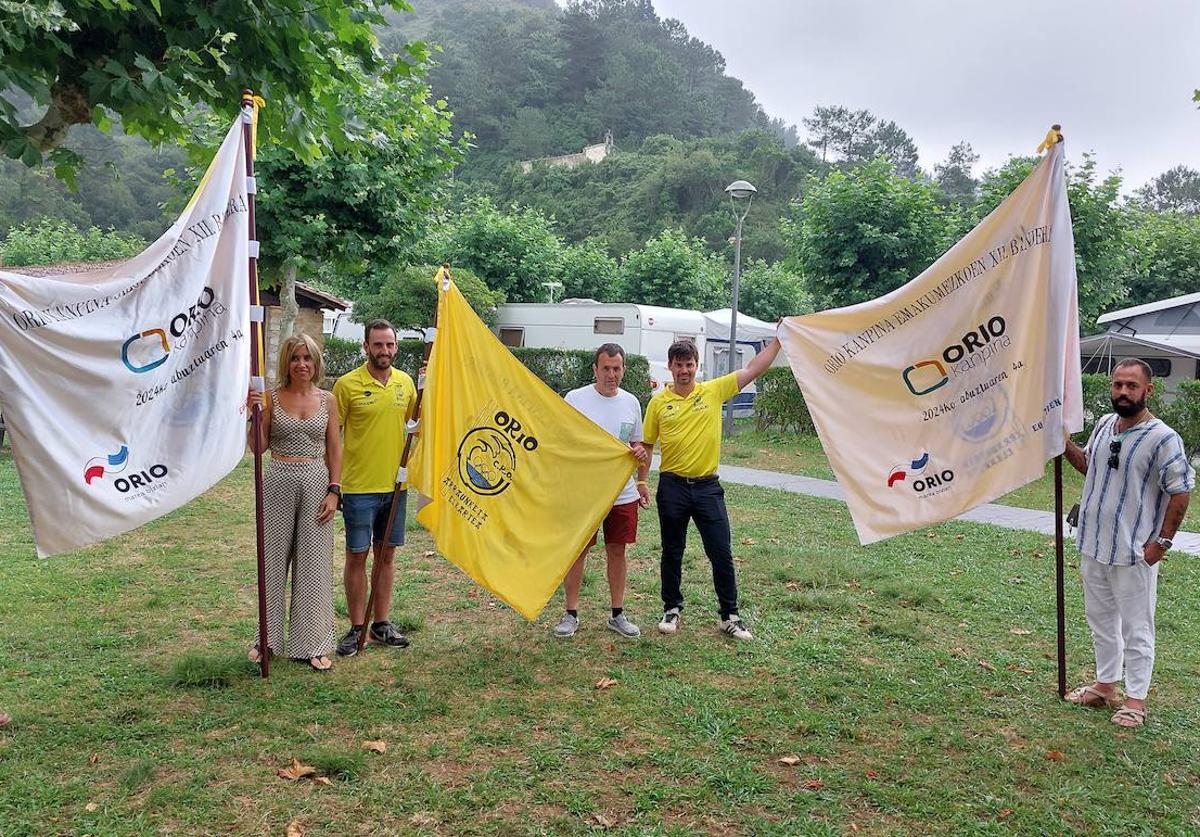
[587,500,640,548]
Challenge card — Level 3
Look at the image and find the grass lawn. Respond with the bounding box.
[1,448,1199,834]
[722,430,1096,516]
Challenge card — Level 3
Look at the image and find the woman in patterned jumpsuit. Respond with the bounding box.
[246,333,342,670]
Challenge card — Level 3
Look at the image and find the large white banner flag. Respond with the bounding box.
[779,143,1083,544]
[0,116,251,557]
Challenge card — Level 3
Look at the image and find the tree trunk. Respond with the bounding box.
[23,81,93,153]
[279,262,300,340]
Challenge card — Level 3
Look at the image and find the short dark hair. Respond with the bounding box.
[593,343,625,365]
[364,319,397,342]
[667,339,699,364]
[1114,357,1153,383]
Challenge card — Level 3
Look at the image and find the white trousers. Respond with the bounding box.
[1079,556,1159,700]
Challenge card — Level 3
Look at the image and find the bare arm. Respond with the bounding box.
[1063,436,1088,475]
[1159,492,1190,541]
[735,337,781,390]
[324,392,343,487]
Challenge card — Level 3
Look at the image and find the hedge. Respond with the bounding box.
[755,366,813,434]
[322,337,652,407]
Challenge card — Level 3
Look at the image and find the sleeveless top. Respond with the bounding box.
[269,389,329,458]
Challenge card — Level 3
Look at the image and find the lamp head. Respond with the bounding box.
[725,180,758,200]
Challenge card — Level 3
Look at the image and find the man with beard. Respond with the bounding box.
[1063,358,1193,728]
[332,320,418,655]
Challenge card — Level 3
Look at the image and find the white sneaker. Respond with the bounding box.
[658,608,681,635]
[718,615,753,641]
[553,613,579,638]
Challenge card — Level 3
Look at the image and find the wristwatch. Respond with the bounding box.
[1154,535,1173,550]
[327,484,342,498]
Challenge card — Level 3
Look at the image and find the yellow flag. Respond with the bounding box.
[409,279,636,619]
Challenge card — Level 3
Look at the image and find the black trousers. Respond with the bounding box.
[657,472,738,618]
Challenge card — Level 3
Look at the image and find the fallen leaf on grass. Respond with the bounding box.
[88,753,100,765]
[277,758,317,781]
[949,646,967,656]
[1010,628,1032,635]
[362,740,387,754]
[313,777,332,786]
[595,677,618,690]
[1032,550,1045,559]
[778,756,801,766]
[287,820,305,837]
[410,813,439,827]
[801,779,825,791]
[592,813,613,828]
[784,581,800,590]
[767,537,781,544]
[1005,663,1033,674]
[926,532,938,539]
[740,537,758,545]
[978,660,996,672]
[422,550,436,558]
[1045,750,1065,761]
[865,770,878,779]
[999,809,1014,820]
[85,802,99,812]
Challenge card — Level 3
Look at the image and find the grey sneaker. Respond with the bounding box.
[336,626,362,657]
[554,613,579,637]
[658,608,681,635]
[718,615,753,641]
[607,613,641,638]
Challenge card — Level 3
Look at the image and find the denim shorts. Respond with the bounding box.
[342,490,407,553]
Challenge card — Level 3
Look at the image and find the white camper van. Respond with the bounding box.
[494,302,707,393]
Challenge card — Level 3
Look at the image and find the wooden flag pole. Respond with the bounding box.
[241,89,270,678]
[1054,455,1066,698]
[358,264,448,652]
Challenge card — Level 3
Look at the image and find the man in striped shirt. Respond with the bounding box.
[1063,358,1193,728]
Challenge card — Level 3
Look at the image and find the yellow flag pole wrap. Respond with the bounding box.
[409,279,636,620]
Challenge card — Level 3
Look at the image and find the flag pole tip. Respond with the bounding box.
[1036,125,1064,154]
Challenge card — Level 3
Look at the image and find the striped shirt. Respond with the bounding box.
[1076,414,1195,566]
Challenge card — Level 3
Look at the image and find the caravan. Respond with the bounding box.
[493,302,707,393]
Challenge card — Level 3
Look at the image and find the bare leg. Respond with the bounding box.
[344,549,369,625]
[605,542,627,609]
[563,548,588,611]
[370,542,397,623]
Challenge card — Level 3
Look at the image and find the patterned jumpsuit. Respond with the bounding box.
[261,390,336,658]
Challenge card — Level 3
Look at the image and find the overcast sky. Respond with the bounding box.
[645,0,1199,192]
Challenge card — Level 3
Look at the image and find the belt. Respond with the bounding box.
[660,471,718,485]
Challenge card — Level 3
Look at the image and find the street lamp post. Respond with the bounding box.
[723,179,757,437]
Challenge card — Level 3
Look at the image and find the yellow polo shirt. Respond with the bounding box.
[333,363,417,494]
[643,373,741,477]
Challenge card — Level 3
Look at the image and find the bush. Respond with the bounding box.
[1161,379,1200,456]
[353,264,505,331]
[388,341,652,407]
[754,366,813,433]
[322,335,363,382]
[0,217,145,266]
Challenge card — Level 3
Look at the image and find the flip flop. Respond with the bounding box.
[1066,684,1122,708]
[1111,706,1146,728]
[309,656,332,672]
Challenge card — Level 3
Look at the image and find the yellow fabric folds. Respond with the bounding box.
[409,279,636,619]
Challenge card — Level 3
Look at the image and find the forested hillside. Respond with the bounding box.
[2,0,1197,330]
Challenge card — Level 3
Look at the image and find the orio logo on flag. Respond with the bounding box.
[456,410,539,497]
[84,444,170,498]
[84,445,130,484]
[902,315,1009,396]
[120,287,220,373]
[886,451,954,496]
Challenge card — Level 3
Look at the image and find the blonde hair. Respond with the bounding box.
[276,332,325,388]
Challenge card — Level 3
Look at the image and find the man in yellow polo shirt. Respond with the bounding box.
[332,319,418,656]
[640,337,781,641]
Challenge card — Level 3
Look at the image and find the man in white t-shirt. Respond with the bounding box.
[554,343,650,638]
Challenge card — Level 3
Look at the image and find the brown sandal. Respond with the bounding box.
[1111,706,1146,728]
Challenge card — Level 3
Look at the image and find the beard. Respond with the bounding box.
[1112,395,1145,417]
[369,353,393,370]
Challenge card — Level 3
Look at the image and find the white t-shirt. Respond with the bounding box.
[565,384,644,505]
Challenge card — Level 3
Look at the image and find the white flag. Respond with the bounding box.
[779,143,1083,544]
[0,116,252,557]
